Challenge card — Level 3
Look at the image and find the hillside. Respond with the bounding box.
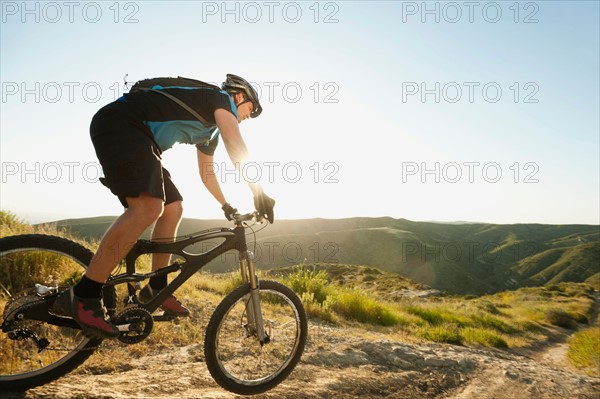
[49,216,600,295]
[1,211,599,398]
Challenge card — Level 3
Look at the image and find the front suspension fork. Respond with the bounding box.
[239,251,269,344]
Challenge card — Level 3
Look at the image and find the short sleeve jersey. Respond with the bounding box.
[120,86,238,155]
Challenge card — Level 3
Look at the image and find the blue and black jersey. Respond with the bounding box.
[118,86,238,155]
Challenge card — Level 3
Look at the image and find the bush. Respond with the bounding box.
[332,289,401,326]
[283,266,332,304]
[572,312,589,324]
[476,300,501,315]
[470,313,517,334]
[568,327,600,375]
[300,292,336,323]
[545,309,576,329]
[463,327,508,348]
[282,266,404,326]
[406,306,468,326]
[417,323,462,345]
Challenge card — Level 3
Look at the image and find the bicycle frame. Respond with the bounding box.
[105,219,268,342]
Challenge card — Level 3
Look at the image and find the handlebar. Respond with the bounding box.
[230,211,265,224]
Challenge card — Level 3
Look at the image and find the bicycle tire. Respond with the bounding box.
[204,280,307,395]
[0,234,104,391]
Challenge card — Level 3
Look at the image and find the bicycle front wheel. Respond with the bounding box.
[0,235,102,390]
[204,280,307,395]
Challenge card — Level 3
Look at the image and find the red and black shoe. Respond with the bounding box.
[50,288,119,339]
[139,285,190,317]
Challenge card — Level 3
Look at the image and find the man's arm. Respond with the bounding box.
[197,149,227,205]
[214,108,275,223]
[214,108,262,196]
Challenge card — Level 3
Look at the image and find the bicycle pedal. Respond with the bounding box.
[153,312,177,322]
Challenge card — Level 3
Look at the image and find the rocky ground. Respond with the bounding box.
[2,321,598,399]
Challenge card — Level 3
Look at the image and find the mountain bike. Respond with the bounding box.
[0,212,308,395]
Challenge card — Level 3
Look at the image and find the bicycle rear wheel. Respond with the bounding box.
[0,235,103,390]
[204,280,307,395]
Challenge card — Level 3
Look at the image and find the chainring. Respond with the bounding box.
[114,307,154,344]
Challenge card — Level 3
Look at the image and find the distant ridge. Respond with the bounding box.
[47,216,600,295]
[423,220,488,225]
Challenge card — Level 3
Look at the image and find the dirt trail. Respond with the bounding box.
[3,318,598,399]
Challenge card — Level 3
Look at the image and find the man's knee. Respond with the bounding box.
[166,200,184,218]
[127,194,165,223]
[163,200,183,222]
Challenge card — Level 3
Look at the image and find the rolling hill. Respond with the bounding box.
[49,216,599,295]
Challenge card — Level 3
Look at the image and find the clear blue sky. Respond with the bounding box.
[1,1,599,224]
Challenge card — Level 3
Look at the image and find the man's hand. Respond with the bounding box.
[222,203,238,221]
[254,193,275,223]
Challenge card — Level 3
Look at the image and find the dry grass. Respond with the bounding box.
[1,210,597,369]
[568,327,600,376]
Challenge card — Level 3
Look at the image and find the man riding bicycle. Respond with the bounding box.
[50,74,275,339]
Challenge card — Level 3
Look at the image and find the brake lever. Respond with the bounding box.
[254,211,265,224]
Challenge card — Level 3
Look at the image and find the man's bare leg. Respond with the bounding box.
[150,200,184,273]
[140,200,189,316]
[85,193,165,283]
[51,193,165,338]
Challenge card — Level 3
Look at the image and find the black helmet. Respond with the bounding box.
[222,74,262,118]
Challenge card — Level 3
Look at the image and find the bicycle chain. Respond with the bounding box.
[1,291,105,352]
[2,291,156,353]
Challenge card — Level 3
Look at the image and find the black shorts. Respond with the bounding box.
[90,101,183,208]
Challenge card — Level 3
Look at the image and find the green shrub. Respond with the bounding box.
[406,306,444,325]
[463,327,508,348]
[300,292,335,323]
[417,323,462,345]
[406,306,468,326]
[568,327,600,375]
[476,300,501,315]
[545,309,576,329]
[517,320,542,332]
[572,312,589,324]
[283,266,332,304]
[332,289,401,326]
[470,313,517,334]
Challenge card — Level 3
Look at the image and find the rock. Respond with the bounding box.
[419,357,459,368]
[504,369,519,379]
[458,358,473,371]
